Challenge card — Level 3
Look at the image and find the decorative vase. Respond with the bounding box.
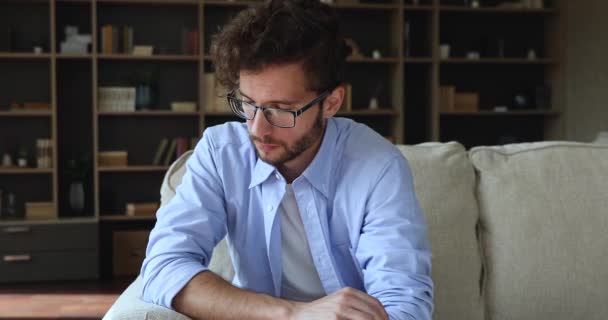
[135,85,154,110]
[69,181,85,213]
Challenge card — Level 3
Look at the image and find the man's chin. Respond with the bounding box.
[256,148,286,166]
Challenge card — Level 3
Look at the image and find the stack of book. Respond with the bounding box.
[101,25,134,54]
[36,139,53,169]
[181,28,199,55]
[98,87,136,112]
[152,137,199,166]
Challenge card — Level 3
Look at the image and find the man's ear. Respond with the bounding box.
[322,85,345,118]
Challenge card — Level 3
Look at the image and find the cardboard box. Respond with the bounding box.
[113,230,150,276]
[454,92,479,112]
[439,86,455,112]
[99,151,128,167]
[25,202,56,220]
[125,202,158,217]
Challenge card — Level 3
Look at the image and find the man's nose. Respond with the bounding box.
[249,109,272,137]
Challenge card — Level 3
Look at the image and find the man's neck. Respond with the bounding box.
[278,128,326,184]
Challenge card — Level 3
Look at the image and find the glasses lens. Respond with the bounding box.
[264,108,294,128]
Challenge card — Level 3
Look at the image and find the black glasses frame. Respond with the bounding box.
[227,90,330,128]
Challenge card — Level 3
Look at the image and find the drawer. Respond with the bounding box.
[113,230,150,277]
[0,223,97,252]
[0,250,99,283]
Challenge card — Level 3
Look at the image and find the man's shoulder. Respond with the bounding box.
[333,118,402,163]
[201,121,252,151]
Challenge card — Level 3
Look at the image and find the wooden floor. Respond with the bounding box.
[0,277,134,319]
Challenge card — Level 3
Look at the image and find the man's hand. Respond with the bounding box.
[289,287,389,320]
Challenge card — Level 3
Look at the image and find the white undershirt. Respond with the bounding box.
[279,184,326,302]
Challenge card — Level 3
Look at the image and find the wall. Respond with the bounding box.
[565,0,608,142]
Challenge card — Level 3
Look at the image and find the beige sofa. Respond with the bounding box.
[104,141,608,320]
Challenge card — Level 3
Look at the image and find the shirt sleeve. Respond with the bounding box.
[141,131,228,309]
[357,154,434,320]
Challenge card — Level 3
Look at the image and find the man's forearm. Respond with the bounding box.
[172,270,295,320]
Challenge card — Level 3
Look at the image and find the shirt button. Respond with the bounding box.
[267,205,274,212]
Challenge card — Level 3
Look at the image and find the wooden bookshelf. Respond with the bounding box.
[0,0,565,280]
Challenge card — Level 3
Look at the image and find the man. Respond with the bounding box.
[141,1,433,319]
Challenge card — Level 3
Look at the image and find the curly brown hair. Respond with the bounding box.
[210,0,350,94]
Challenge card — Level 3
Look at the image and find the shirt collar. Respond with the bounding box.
[248,118,338,197]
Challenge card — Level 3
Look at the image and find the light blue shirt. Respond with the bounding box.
[141,118,433,320]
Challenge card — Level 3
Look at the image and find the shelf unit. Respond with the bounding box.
[0,0,564,279]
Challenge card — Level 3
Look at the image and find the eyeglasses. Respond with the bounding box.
[227,90,330,128]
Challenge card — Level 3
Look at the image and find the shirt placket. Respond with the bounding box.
[295,182,342,294]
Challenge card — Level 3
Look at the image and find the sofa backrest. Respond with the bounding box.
[470,142,608,320]
[398,143,484,320]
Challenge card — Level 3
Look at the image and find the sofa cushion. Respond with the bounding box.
[398,142,484,320]
[103,276,191,320]
[470,142,608,320]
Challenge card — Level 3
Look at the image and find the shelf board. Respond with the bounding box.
[0,53,52,60]
[0,167,54,175]
[440,5,556,13]
[98,110,200,117]
[347,57,400,64]
[0,217,97,227]
[441,58,557,65]
[0,111,53,117]
[98,165,169,172]
[339,109,397,116]
[204,0,261,7]
[331,3,400,10]
[404,57,433,63]
[96,0,199,5]
[56,53,93,59]
[97,54,200,61]
[404,5,434,11]
[205,111,237,117]
[440,110,560,117]
[99,215,155,221]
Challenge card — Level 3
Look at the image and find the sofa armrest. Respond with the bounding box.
[103,276,191,320]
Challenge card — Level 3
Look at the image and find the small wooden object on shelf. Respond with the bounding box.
[99,151,128,167]
[125,202,158,217]
[454,93,480,112]
[25,201,56,220]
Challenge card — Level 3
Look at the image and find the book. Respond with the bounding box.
[101,25,113,54]
[203,73,216,111]
[163,138,178,166]
[152,138,169,166]
[123,26,133,54]
[176,137,188,159]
